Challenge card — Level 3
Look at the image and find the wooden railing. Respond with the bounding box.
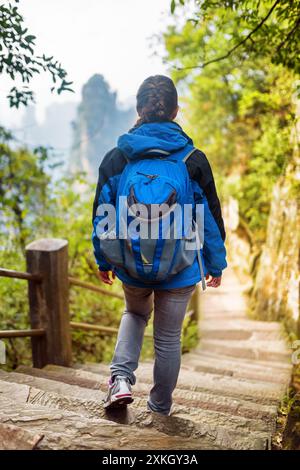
[0,238,199,368]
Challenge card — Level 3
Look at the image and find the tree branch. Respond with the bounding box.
[175,0,280,71]
[276,16,300,53]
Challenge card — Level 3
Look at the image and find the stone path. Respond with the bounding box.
[0,268,292,450]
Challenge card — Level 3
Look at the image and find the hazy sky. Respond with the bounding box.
[1,0,173,126]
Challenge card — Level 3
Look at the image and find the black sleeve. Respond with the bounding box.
[92,147,127,222]
[186,149,226,241]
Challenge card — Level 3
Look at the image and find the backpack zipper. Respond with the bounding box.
[136,171,159,183]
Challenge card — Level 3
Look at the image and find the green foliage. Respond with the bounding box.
[0,130,54,367]
[0,133,130,369]
[164,3,297,244]
[0,127,53,251]
[0,0,73,107]
[231,66,294,240]
[278,366,300,450]
[170,0,300,74]
[182,318,198,353]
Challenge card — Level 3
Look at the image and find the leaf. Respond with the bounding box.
[171,0,176,14]
[24,35,36,43]
[1,1,73,108]
[13,24,23,35]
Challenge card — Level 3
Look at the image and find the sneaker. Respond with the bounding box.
[103,375,133,410]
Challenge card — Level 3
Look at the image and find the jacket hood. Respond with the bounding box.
[117,121,193,160]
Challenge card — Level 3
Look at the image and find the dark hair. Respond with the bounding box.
[135,75,178,126]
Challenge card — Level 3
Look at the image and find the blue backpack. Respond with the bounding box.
[99,144,206,289]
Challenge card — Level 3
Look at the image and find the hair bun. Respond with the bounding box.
[136,75,178,125]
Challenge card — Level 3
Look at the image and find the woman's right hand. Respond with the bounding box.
[97,270,115,285]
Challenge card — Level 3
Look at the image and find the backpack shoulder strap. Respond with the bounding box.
[182,147,197,163]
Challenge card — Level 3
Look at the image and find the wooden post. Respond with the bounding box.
[25,238,72,368]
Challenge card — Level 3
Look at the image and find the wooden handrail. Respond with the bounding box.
[0,268,42,282]
[68,277,124,300]
[0,328,45,339]
[70,321,152,338]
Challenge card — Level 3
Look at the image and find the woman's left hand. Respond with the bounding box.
[206,274,222,288]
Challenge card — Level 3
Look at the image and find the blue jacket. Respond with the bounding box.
[92,121,227,289]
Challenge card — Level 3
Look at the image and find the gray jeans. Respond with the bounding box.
[110,282,196,415]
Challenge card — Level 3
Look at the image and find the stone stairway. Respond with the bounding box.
[0,268,292,450]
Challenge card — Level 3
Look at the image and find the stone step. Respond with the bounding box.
[60,360,283,393]
[201,310,246,321]
[201,318,282,333]
[72,360,285,395]
[0,394,216,450]
[200,319,284,341]
[201,292,247,313]
[45,364,276,429]
[0,376,271,450]
[180,355,290,385]
[198,339,291,363]
[201,329,281,341]
[0,369,277,426]
[0,422,44,450]
[74,361,194,375]
[193,349,292,371]
[39,363,286,406]
[76,357,288,386]
[0,264,290,450]
[183,351,288,373]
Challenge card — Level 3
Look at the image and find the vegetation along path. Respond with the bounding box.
[0,267,292,450]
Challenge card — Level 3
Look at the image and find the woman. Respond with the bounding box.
[92,75,227,415]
